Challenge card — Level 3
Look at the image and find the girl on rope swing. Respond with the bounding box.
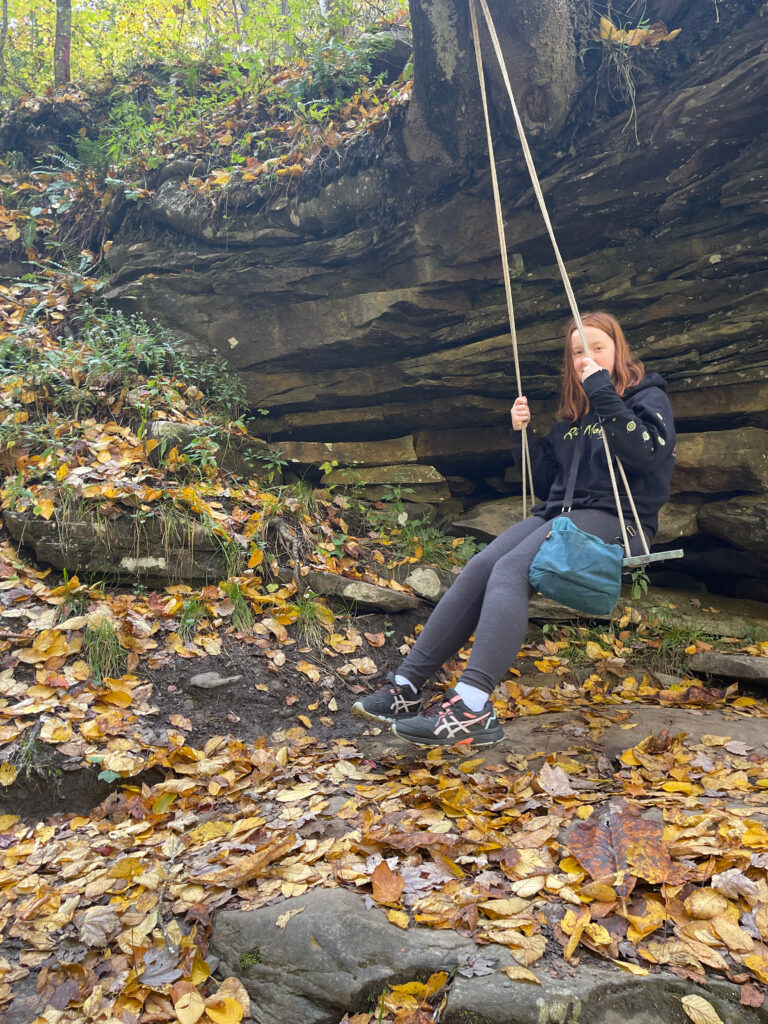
[352,311,676,748]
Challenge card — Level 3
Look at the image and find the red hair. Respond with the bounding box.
[557,311,644,422]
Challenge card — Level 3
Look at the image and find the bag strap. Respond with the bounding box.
[562,432,585,512]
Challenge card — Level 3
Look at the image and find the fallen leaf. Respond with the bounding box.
[276,906,305,929]
[171,981,206,1024]
[371,861,405,905]
[681,994,725,1024]
[502,965,541,984]
[537,762,578,798]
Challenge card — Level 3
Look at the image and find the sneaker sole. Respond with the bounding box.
[391,724,504,749]
[351,701,395,724]
[352,702,425,724]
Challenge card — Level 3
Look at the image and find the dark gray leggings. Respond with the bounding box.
[400,509,649,697]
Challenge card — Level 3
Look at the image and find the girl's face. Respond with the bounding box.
[571,326,616,378]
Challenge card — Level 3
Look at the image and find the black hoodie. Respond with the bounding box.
[514,371,676,537]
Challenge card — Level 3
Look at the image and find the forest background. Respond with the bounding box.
[0,0,405,94]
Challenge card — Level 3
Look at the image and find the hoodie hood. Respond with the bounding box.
[624,372,668,398]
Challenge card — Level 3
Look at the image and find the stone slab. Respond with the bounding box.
[212,887,492,1024]
[697,494,768,552]
[279,567,419,612]
[211,886,766,1024]
[322,464,451,503]
[673,427,768,493]
[450,497,526,540]
[277,436,417,468]
[688,651,768,682]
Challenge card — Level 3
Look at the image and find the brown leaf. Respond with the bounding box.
[567,797,673,898]
[370,861,405,905]
[740,984,764,1008]
[195,834,295,886]
[364,631,386,647]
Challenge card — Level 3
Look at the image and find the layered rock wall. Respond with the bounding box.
[105,0,768,596]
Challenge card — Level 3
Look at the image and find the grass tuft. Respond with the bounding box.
[85,614,127,684]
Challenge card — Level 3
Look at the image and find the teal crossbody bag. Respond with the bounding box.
[528,435,623,615]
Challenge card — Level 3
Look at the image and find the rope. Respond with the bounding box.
[471,0,645,560]
[469,0,534,515]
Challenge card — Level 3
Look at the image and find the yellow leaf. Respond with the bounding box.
[276,906,306,928]
[620,749,641,766]
[153,792,176,814]
[478,898,530,918]
[599,15,618,39]
[390,972,447,1000]
[205,996,244,1024]
[662,781,701,795]
[586,641,607,660]
[0,762,18,787]
[40,717,73,743]
[173,986,206,1024]
[4,224,20,241]
[200,636,222,656]
[313,603,334,629]
[681,994,725,1024]
[216,978,250,1017]
[296,662,320,683]
[684,889,729,920]
[610,959,648,975]
[297,715,312,729]
[502,965,541,984]
[248,546,264,569]
[744,953,768,984]
[386,909,409,929]
[625,27,652,46]
[219,130,234,146]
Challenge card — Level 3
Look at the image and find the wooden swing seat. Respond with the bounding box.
[622,549,684,568]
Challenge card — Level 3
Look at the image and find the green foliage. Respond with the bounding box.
[239,947,261,969]
[365,494,484,571]
[250,446,287,487]
[291,590,332,648]
[177,595,208,642]
[282,32,388,105]
[1,1,408,101]
[0,305,245,473]
[221,580,255,634]
[630,567,650,600]
[85,614,126,684]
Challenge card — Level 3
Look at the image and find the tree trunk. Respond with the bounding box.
[0,0,8,85]
[54,0,72,87]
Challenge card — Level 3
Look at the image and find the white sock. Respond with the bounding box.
[455,682,489,712]
[395,674,419,694]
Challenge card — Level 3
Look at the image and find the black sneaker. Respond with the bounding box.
[392,688,504,749]
[352,674,424,724]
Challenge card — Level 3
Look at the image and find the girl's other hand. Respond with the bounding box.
[511,396,531,431]
[575,356,603,382]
